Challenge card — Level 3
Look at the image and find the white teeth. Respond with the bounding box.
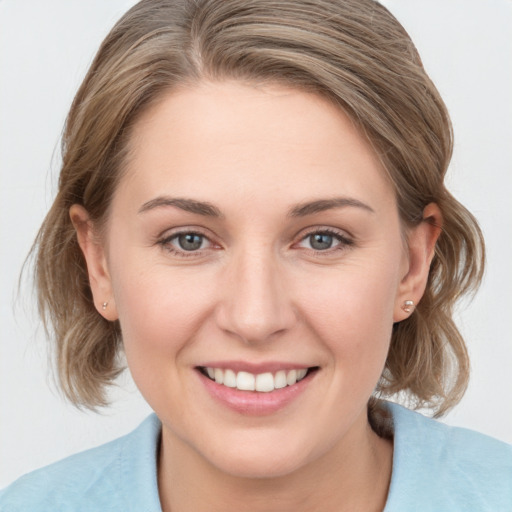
[297,369,307,380]
[223,369,237,388]
[274,370,287,389]
[286,369,297,386]
[237,371,255,391]
[214,368,224,384]
[255,372,274,392]
[204,367,311,392]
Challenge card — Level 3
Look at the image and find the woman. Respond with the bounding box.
[1,0,511,510]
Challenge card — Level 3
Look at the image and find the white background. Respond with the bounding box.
[1,0,511,487]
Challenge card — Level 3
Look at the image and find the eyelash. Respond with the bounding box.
[296,228,354,254]
[157,229,214,258]
[156,227,354,258]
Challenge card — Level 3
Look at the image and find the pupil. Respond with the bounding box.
[178,234,203,251]
[310,233,333,250]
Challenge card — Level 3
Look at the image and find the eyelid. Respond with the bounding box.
[156,224,210,240]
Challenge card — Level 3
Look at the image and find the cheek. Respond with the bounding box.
[110,259,217,371]
[295,256,399,367]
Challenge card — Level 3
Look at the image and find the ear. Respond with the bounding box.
[393,203,442,322]
[70,204,118,321]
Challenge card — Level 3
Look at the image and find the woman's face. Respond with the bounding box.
[84,81,425,478]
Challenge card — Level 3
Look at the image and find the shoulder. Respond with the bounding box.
[385,402,512,511]
[0,414,162,512]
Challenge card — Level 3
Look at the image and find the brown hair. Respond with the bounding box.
[32,0,484,415]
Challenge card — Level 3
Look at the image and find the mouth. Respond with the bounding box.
[197,366,319,393]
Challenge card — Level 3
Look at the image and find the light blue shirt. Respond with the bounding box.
[1,402,511,511]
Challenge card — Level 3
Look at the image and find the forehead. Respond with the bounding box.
[117,81,395,215]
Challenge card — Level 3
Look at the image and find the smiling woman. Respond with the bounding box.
[71,83,413,492]
[1,1,511,511]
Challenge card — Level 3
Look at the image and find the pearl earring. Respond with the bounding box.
[102,302,108,311]
[401,300,415,313]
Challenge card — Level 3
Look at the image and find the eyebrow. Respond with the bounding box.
[288,197,375,217]
[138,195,374,218]
[138,196,223,217]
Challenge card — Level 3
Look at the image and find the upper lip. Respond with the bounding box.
[197,361,316,374]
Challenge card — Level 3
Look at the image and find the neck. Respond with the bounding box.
[158,413,393,512]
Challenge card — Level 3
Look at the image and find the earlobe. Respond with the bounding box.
[393,203,442,322]
[69,205,118,321]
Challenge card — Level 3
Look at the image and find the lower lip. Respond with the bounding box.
[197,370,316,415]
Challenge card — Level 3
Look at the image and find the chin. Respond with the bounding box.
[211,450,307,480]
[196,429,319,480]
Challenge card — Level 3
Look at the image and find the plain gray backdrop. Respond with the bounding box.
[1,0,511,487]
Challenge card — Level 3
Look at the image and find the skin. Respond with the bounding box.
[71,81,441,512]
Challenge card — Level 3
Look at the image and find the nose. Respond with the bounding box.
[215,246,297,344]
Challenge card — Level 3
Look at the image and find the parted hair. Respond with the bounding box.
[33,0,484,415]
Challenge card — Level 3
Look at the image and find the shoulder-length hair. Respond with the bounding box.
[33,0,484,415]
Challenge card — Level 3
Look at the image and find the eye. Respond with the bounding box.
[296,229,353,252]
[308,233,335,250]
[158,230,214,256]
[175,233,207,251]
